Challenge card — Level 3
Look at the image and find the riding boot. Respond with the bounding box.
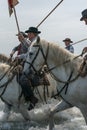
[20,83,34,102]
[19,74,34,101]
[28,96,38,110]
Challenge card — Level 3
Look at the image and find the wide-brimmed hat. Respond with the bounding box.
[25,27,41,34]
[63,38,73,43]
[80,9,87,21]
[16,32,28,38]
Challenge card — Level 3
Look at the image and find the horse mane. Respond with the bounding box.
[0,53,9,63]
[38,39,82,73]
[0,63,10,75]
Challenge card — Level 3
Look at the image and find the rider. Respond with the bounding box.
[10,32,29,58]
[80,9,87,52]
[17,27,41,110]
[63,38,74,53]
[79,9,87,76]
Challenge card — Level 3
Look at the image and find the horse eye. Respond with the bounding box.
[29,52,33,56]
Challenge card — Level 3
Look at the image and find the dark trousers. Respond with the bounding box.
[19,73,33,99]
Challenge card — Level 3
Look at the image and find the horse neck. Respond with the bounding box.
[44,42,81,80]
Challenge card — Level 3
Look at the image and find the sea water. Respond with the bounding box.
[0,98,87,130]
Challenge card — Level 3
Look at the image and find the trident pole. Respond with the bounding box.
[65,38,87,48]
[13,6,20,33]
[36,0,64,28]
[71,38,87,46]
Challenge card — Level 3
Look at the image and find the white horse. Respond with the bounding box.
[0,57,58,121]
[23,38,87,130]
[0,53,58,102]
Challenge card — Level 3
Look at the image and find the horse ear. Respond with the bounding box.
[33,36,40,47]
[36,36,40,44]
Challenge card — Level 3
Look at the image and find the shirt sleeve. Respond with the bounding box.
[12,44,20,52]
[17,53,28,59]
[70,45,74,53]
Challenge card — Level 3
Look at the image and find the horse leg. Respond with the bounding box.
[1,103,11,121]
[49,100,73,130]
[79,105,87,124]
[18,104,31,121]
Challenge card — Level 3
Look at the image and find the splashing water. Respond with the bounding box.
[0,99,87,130]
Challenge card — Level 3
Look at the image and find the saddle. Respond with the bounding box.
[79,55,87,77]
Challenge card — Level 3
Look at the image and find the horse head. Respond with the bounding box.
[23,38,49,74]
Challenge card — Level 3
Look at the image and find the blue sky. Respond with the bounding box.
[0,0,87,56]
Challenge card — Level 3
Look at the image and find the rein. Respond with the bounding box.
[51,70,74,98]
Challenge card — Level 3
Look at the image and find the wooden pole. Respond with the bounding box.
[65,38,87,48]
[71,38,87,46]
[13,6,20,33]
[36,0,64,28]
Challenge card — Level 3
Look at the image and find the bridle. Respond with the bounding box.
[25,41,49,74]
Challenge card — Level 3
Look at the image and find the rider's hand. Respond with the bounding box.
[18,32,24,42]
[15,56,19,61]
